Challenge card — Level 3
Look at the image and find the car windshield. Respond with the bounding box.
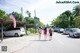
[66,28,70,30]
[73,29,80,32]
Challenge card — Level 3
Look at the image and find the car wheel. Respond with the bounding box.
[15,33,19,37]
[73,35,75,38]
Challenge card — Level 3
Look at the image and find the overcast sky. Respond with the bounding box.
[0,0,80,25]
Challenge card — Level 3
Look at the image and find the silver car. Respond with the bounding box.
[63,28,70,35]
[69,28,80,38]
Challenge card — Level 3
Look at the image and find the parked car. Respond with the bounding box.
[0,27,26,37]
[63,28,70,35]
[54,28,60,32]
[68,28,80,38]
[57,28,64,33]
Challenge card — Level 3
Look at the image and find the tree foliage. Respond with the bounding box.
[74,16,80,28]
[13,12,22,21]
[52,10,72,28]
[51,5,80,28]
[25,17,34,24]
[26,10,31,17]
[25,10,44,27]
[73,4,80,16]
[0,9,8,19]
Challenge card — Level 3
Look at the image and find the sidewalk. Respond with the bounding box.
[0,36,31,53]
[0,33,43,53]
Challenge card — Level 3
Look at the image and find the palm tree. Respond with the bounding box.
[73,5,80,16]
[62,10,72,17]
[26,10,31,17]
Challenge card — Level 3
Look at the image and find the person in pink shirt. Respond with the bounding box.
[44,27,47,40]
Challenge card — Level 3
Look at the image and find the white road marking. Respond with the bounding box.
[57,39,64,45]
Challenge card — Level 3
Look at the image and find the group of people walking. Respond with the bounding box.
[38,27,53,41]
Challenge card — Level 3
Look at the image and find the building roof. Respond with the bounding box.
[0,19,27,27]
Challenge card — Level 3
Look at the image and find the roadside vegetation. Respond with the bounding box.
[51,4,80,28]
[0,9,44,34]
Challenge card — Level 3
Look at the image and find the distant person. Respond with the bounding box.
[49,28,53,40]
[38,27,42,40]
[44,27,47,40]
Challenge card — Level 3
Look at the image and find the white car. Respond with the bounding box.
[54,28,60,32]
[57,28,64,33]
[69,28,80,38]
[0,27,26,37]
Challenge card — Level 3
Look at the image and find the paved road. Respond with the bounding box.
[13,32,80,53]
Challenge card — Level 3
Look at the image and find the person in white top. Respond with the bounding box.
[38,27,42,40]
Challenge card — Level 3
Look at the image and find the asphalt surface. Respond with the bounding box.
[13,32,80,53]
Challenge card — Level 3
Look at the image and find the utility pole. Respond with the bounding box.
[34,10,36,17]
[0,19,3,42]
[34,10,36,24]
[21,7,23,22]
[1,24,3,42]
[34,10,37,33]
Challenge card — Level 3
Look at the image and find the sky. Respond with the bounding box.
[0,0,80,25]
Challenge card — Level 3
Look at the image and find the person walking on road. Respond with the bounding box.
[44,27,47,40]
[38,27,42,40]
[49,28,53,40]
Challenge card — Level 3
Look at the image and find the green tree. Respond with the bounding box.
[14,12,22,21]
[25,17,34,24]
[25,10,44,28]
[74,16,80,28]
[73,4,80,16]
[39,22,44,27]
[62,10,72,17]
[26,10,31,17]
[8,12,23,21]
[0,9,8,19]
[61,10,72,27]
[51,10,72,28]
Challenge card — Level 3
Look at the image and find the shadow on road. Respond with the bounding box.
[67,36,80,39]
[31,40,50,42]
[61,33,68,35]
[0,36,21,40]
